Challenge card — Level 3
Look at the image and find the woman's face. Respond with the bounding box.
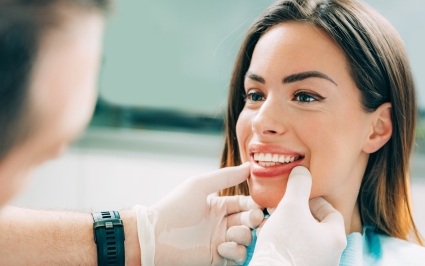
[236,22,374,208]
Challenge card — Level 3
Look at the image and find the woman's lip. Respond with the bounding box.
[249,143,303,156]
[250,156,304,178]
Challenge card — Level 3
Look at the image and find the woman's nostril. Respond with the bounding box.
[264,130,277,134]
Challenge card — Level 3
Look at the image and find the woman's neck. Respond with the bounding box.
[330,197,362,234]
[349,202,362,234]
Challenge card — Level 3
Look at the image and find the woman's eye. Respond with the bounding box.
[245,90,265,102]
[293,91,321,103]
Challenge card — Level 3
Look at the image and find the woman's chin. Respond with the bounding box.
[250,190,284,208]
[249,179,287,208]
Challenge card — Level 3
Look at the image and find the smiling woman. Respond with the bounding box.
[239,22,372,213]
[219,0,425,264]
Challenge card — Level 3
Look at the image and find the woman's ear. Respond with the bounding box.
[363,102,392,154]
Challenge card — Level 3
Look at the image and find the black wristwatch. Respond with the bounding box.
[92,211,125,266]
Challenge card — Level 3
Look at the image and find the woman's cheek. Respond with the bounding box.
[236,111,251,162]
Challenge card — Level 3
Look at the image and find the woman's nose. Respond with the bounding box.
[252,98,287,137]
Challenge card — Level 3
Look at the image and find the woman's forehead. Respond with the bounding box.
[248,22,350,83]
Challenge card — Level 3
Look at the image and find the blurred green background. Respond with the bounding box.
[92,0,425,138]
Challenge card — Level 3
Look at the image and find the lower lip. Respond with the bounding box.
[250,157,303,178]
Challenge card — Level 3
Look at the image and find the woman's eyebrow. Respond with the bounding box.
[245,71,337,86]
[245,72,265,84]
[283,71,338,86]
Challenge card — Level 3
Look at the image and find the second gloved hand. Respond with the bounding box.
[249,166,347,266]
[134,162,264,266]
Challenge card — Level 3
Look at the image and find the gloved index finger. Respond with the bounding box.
[197,162,251,195]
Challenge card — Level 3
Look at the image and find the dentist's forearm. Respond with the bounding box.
[0,206,141,265]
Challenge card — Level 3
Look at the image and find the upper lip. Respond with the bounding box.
[249,143,304,161]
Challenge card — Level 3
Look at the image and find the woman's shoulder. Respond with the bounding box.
[363,226,425,265]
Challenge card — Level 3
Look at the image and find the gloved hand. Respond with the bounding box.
[249,166,347,266]
[133,162,264,266]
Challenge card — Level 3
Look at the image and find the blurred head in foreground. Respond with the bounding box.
[0,0,111,206]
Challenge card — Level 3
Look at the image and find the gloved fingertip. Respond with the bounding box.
[291,165,309,174]
[235,258,246,265]
[243,196,262,210]
[227,226,252,246]
[283,166,312,203]
[266,207,276,216]
[218,242,246,263]
[233,162,251,174]
[218,241,237,254]
[240,161,251,168]
[245,209,264,228]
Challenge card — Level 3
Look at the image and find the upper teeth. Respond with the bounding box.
[253,153,299,163]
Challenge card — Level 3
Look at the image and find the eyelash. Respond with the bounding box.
[243,90,324,104]
[292,90,324,103]
[244,90,265,102]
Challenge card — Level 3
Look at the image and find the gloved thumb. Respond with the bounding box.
[280,166,312,207]
[310,197,344,224]
[195,162,251,195]
[259,166,312,236]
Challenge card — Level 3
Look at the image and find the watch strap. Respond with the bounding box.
[92,211,125,266]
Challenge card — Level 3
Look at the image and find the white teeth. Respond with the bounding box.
[278,155,285,163]
[253,152,301,166]
[258,161,278,167]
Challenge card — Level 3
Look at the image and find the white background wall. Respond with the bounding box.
[12,129,222,211]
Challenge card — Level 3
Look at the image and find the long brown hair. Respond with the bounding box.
[219,0,422,244]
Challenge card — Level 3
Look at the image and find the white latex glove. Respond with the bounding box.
[218,224,256,265]
[134,162,264,266]
[249,166,347,266]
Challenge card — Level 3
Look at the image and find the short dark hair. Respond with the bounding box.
[0,0,111,159]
